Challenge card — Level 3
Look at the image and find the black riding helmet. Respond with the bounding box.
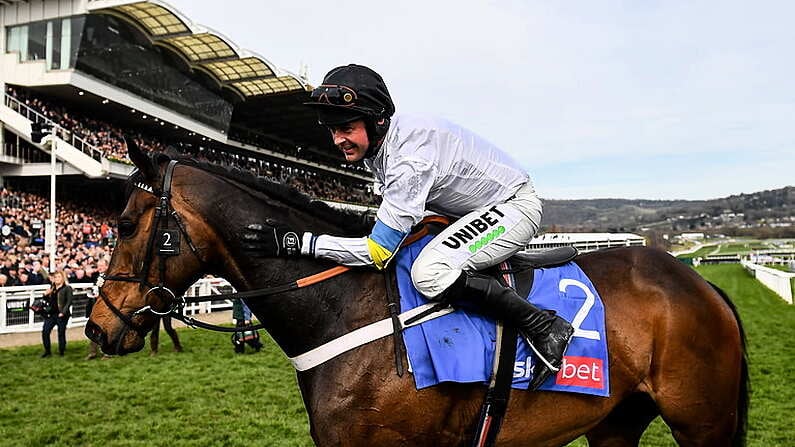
[305,64,395,155]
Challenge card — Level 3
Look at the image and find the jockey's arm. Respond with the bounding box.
[302,219,405,269]
[304,156,437,270]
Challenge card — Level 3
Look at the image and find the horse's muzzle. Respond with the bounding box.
[85,319,147,355]
[85,320,107,347]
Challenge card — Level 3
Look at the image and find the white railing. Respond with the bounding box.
[741,260,795,304]
[1,283,94,334]
[181,277,236,315]
[3,93,106,162]
[0,277,236,334]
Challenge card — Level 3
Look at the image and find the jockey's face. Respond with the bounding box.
[329,119,369,162]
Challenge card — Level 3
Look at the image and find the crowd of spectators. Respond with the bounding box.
[0,85,385,288]
[287,173,376,205]
[6,85,166,161]
[0,171,373,289]
[176,144,378,205]
[5,85,379,206]
[0,174,374,289]
[0,187,113,287]
[229,127,371,176]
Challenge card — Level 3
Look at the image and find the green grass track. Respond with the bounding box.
[1,263,793,446]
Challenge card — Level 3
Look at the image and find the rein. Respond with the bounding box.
[166,266,351,333]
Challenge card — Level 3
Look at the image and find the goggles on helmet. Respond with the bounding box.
[309,84,358,107]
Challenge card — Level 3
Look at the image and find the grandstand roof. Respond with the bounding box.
[87,0,306,100]
[85,0,336,154]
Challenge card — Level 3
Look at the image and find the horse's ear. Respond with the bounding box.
[164,145,181,159]
[124,135,156,181]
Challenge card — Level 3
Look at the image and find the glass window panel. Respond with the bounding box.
[6,26,23,57]
[27,22,47,61]
[74,14,231,131]
[69,16,86,68]
[68,16,85,69]
[59,18,70,69]
[46,21,53,67]
[47,20,63,70]
[20,26,29,60]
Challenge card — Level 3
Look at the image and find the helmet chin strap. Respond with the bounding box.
[364,116,390,159]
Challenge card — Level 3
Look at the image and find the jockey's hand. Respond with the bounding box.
[243,221,305,257]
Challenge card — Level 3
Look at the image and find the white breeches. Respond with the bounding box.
[410,182,542,299]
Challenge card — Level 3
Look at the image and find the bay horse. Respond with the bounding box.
[86,145,748,447]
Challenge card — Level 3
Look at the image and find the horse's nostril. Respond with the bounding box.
[84,321,106,346]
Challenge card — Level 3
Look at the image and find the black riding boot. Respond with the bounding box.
[447,272,574,390]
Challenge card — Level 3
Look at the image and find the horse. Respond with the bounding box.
[86,143,748,447]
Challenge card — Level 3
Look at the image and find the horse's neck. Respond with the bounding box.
[200,182,385,359]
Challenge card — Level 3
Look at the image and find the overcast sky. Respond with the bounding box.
[167,0,794,200]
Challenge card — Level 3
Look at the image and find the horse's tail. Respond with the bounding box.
[708,281,749,447]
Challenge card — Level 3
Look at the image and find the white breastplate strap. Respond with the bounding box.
[288,303,454,371]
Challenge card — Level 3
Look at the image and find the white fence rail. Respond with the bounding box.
[741,260,795,304]
[0,277,237,334]
[4,93,106,162]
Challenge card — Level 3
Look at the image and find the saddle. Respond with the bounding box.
[385,216,578,447]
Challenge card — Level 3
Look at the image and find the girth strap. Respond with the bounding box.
[472,261,534,447]
[472,321,518,447]
[384,266,406,377]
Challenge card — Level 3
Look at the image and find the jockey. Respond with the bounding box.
[248,64,573,390]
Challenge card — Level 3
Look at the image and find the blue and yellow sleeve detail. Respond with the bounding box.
[367,220,407,270]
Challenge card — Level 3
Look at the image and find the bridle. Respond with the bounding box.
[97,160,351,345]
[97,160,202,338]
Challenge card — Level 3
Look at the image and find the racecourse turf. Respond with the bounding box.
[1,263,793,446]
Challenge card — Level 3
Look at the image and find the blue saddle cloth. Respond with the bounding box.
[396,235,610,397]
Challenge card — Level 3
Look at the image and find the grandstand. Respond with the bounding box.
[0,0,375,170]
[527,232,646,253]
[0,0,388,334]
[0,0,380,270]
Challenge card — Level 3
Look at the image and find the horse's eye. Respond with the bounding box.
[118,220,137,238]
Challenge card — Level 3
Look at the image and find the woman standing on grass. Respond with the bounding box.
[41,270,73,357]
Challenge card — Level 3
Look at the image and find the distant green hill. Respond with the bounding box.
[541,186,794,238]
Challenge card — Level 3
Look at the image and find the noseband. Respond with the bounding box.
[98,160,202,338]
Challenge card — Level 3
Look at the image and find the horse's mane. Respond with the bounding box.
[127,150,374,236]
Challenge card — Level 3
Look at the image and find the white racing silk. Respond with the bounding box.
[313,114,536,268]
